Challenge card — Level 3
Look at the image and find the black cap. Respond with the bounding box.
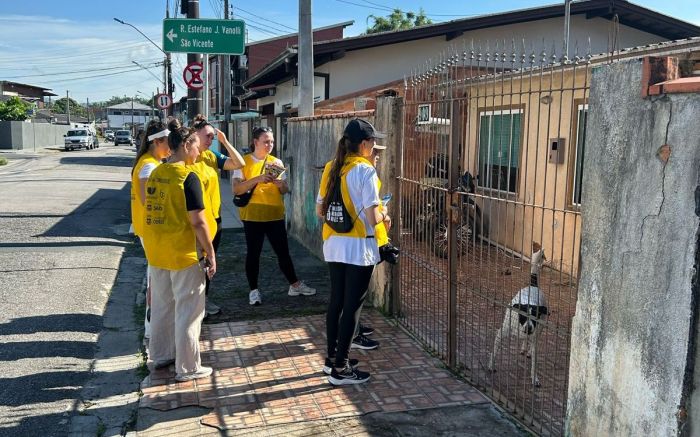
[343,119,386,144]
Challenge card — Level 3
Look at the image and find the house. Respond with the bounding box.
[0,81,57,109]
[106,101,156,131]
[243,0,700,136]
[205,21,353,121]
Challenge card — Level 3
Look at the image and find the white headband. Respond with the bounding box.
[148,129,170,141]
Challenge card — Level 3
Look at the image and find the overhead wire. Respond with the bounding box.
[40,65,162,85]
[232,6,297,32]
[233,11,296,36]
[2,62,163,79]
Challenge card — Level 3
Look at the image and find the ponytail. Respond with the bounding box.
[321,135,360,215]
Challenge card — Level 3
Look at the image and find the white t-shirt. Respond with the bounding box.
[317,162,380,266]
[232,154,287,180]
[139,162,158,179]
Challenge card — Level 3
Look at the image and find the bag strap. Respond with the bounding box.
[334,173,372,237]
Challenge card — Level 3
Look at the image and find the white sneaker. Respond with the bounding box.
[144,305,151,339]
[249,289,262,305]
[205,298,221,315]
[175,366,213,382]
[288,281,316,296]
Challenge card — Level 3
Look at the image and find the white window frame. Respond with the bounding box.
[477,108,523,195]
[571,103,588,206]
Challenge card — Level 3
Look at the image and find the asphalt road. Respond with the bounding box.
[0,144,135,437]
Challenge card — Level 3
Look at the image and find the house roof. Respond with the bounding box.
[106,102,154,110]
[0,80,58,97]
[245,0,700,88]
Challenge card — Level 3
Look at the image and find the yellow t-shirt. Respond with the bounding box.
[237,153,285,222]
[131,153,160,237]
[142,163,205,271]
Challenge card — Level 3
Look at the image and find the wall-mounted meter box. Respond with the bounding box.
[548,138,565,164]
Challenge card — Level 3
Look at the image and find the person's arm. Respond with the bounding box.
[216,129,245,170]
[362,168,390,228]
[139,178,148,206]
[188,209,216,278]
[232,174,274,195]
[138,163,158,205]
[272,179,289,194]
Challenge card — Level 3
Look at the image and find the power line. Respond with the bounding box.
[41,66,161,85]
[3,62,162,79]
[338,0,475,18]
[233,6,297,32]
[0,41,158,63]
[233,11,295,35]
[246,22,285,37]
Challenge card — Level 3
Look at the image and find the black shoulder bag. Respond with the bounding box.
[233,156,268,207]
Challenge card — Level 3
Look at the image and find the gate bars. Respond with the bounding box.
[396,40,591,436]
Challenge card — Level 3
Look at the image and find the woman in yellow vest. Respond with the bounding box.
[131,120,172,339]
[142,126,216,382]
[191,114,246,316]
[316,119,391,386]
[232,126,316,306]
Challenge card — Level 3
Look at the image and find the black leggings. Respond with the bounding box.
[242,220,298,290]
[204,217,223,297]
[326,262,375,368]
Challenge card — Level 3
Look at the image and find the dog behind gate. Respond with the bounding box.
[488,242,548,387]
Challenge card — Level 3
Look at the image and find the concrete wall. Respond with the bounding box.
[0,121,72,150]
[566,59,700,436]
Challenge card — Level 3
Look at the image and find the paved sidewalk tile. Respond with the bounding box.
[140,311,488,432]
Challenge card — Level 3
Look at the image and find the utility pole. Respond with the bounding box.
[131,97,135,137]
[86,98,90,123]
[165,2,174,117]
[564,0,572,58]
[186,0,203,123]
[298,0,314,117]
[223,0,232,139]
[66,90,71,125]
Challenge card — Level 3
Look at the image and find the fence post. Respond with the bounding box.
[446,99,461,368]
[389,97,404,317]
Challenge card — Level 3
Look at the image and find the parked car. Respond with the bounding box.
[114,130,133,146]
[64,129,97,151]
[104,130,115,141]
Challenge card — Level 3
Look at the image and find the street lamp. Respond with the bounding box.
[115,17,174,115]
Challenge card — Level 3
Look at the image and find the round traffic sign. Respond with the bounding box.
[155,93,172,109]
[183,62,204,91]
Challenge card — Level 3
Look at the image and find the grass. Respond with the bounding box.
[0,157,7,166]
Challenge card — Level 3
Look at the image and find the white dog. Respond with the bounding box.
[488,244,548,387]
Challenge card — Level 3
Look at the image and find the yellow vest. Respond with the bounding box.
[196,150,222,219]
[188,161,220,232]
[142,163,205,270]
[238,153,285,222]
[131,153,160,237]
[319,155,377,241]
[375,178,389,247]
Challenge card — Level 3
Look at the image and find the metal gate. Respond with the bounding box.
[396,42,590,435]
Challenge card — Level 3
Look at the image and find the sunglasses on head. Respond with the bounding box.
[253,126,272,136]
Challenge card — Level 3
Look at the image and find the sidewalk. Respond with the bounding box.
[135,177,527,436]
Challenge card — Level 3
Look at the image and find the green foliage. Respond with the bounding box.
[0,157,7,166]
[51,97,87,117]
[0,96,30,121]
[366,8,432,34]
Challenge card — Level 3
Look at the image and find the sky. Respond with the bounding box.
[1,0,698,104]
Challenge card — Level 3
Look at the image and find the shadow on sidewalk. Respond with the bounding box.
[204,229,330,323]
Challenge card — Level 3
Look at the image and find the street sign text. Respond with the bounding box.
[163,18,245,55]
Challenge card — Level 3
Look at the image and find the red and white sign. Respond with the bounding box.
[155,93,172,109]
[183,62,204,90]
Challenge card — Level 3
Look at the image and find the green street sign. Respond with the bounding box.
[163,18,245,55]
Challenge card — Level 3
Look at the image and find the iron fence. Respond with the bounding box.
[396,40,591,435]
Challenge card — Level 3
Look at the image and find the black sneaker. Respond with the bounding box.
[351,334,379,350]
[328,365,370,386]
[323,358,359,375]
[358,323,374,336]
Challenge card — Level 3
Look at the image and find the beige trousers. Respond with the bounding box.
[149,262,206,376]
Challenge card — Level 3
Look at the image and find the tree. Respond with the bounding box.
[51,97,87,118]
[366,8,432,34]
[0,96,30,121]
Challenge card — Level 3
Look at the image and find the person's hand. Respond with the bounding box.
[256,174,274,184]
[383,213,392,231]
[205,254,216,279]
[272,179,286,189]
[215,128,227,144]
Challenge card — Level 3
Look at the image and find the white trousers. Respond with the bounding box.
[149,262,206,376]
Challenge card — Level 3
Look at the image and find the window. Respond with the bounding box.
[571,104,588,206]
[478,109,522,193]
[113,111,122,115]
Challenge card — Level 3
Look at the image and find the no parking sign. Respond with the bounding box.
[183,62,204,91]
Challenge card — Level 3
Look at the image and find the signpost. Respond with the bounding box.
[155,93,172,109]
[183,62,204,91]
[162,18,245,55]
